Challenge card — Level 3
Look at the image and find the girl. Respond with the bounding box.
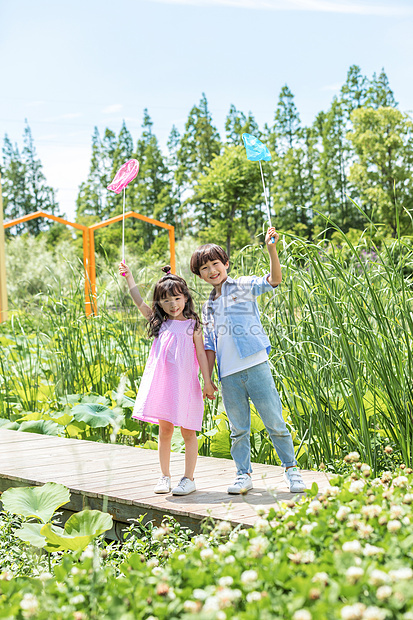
[119,262,217,496]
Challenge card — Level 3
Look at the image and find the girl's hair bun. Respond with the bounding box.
[161,265,172,274]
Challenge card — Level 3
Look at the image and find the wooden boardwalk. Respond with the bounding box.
[0,429,330,537]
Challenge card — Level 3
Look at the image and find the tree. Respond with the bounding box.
[367,69,397,109]
[1,122,59,235]
[130,110,177,250]
[176,93,222,189]
[192,145,261,258]
[348,107,413,235]
[225,105,259,145]
[270,86,313,235]
[76,127,114,222]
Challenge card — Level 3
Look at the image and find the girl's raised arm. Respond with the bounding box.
[119,262,152,320]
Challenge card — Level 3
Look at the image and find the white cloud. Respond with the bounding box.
[59,113,82,120]
[102,104,123,114]
[321,83,342,92]
[149,0,413,15]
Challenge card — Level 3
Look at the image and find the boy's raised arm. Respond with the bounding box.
[119,262,152,320]
[265,227,282,288]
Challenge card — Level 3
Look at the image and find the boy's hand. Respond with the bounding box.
[265,227,279,247]
[119,261,131,278]
[203,381,218,400]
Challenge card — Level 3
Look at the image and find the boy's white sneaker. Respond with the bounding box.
[172,476,196,496]
[154,475,171,494]
[284,467,306,493]
[227,473,253,494]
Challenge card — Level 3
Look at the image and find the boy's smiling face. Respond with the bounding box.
[198,259,229,287]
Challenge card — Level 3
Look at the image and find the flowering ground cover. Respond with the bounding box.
[0,452,413,619]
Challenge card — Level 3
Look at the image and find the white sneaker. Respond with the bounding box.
[154,475,171,494]
[284,467,306,493]
[227,473,253,495]
[172,476,196,496]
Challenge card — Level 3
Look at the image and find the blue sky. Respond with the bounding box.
[1,0,412,220]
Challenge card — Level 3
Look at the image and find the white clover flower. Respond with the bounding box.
[246,591,262,603]
[376,585,392,600]
[288,551,303,564]
[203,596,220,612]
[193,535,207,548]
[368,569,389,586]
[178,553,186,561]
[371,478,382,487]
[20,594,39,619]
[193,588,208,600]
[249,536,269,558]
[346,566,364,584]
[361,463,371,474]
[152,567,162,576]
[312,572,329,585]
[200,548,214,560]
[38,572,53,582]
[255,517,270,533]
[241,569,258,584]
[216,587,237,608]
[306,500,322,515]
[342,540,362,554]
[361,505,382,519]
[381,472,393,484]
[225,555,235,564]
[293,610,312,620]
[336,506,352,521]
[403,493,413,504]
[302,550,316,564]
[70,594,86,605]
[356,522,374,538]
[403,613,413,620]
[255,505,268,517]
[340,602,366,619]
[71,567,80,575]
[389,567,413,582]
[345,452,361,463]
[217,520,232,535]
[392,476,408,488]
[387,519,402,532]
[362,606,386,620]
[216,612,226,620]
[147,557,159,568]
[218,576,234,587]
[325,486,340,497]
[389,505,404,519]
[363,544,384,556]
[183,600,200,613]
[81,545,94,560]
[301,523,317,534]
[152,527,166,541]
[349,480,365,494]
[402,516,410,525]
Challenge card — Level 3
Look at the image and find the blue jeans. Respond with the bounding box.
[220,361,297,474]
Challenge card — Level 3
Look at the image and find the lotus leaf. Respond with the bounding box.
[1,482,70,523]
[41,509,113,551]
[71,403,120,428]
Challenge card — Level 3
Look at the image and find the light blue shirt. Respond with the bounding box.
[202,273,276,381]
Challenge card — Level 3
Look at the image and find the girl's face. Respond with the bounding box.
[159,292,187,320]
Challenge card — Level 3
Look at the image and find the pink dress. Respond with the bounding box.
[132,318,204,431]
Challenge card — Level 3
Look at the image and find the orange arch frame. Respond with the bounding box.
[1,211,175,320]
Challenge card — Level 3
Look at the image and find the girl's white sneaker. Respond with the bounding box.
[172,476,196,495]
[154,475,171,494]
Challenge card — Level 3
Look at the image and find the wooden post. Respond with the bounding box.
[0,173,8,323]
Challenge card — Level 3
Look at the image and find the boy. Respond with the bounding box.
[190,227,306,494]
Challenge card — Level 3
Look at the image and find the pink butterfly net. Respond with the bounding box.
[107,159,139,194]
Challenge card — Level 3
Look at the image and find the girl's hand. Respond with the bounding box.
[119,261,131,278]
[265,227,279,246]
[203,381,218,400]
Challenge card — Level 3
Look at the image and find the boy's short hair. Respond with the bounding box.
[190,244,229,276]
